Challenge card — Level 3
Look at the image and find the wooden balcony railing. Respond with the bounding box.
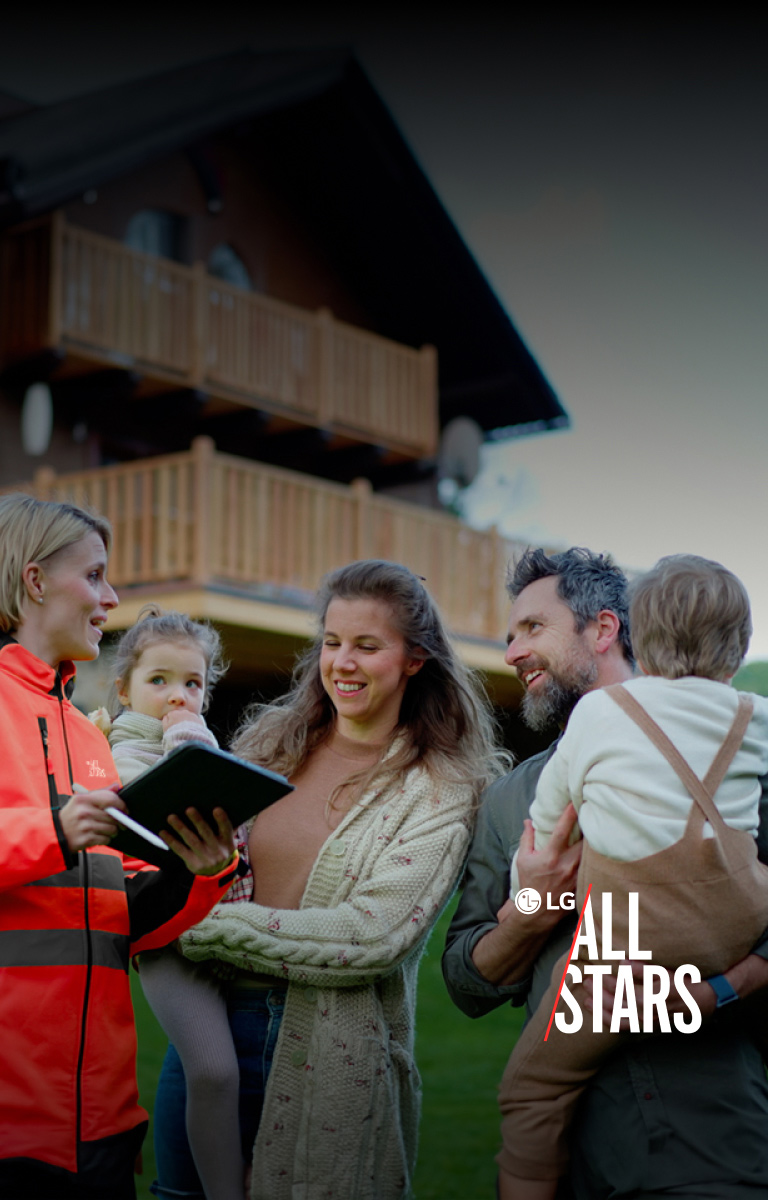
[0,215,438,457]
[8,438,524,645]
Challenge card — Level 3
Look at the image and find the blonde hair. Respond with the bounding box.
[0,493,111,633]
[630,554,751,680]
[233,560,508,803]
[109,604,226,715]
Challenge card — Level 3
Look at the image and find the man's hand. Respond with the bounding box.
[160,807,237,876]
[59,786,125,852]
[472,804,582,987]
[516,804,582,925]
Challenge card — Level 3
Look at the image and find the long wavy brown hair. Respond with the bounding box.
[232,560,507,803]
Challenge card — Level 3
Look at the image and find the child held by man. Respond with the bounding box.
[499,555,768,1200]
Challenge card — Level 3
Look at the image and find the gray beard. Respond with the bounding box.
[520,661,598,733]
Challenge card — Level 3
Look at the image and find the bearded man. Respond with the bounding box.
[443,546,768,1199]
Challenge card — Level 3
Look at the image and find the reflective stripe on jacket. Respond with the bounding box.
[0,639,236,1174]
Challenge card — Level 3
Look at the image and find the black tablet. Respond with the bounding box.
[112,742,293,867]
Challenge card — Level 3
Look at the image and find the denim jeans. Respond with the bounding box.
[150,984,286,1199]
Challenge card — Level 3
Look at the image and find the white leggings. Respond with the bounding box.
[139,948,244,1200]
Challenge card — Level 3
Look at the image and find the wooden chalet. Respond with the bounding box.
[0,49,567,737]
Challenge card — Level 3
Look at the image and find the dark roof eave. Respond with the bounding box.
[0,48,352,222]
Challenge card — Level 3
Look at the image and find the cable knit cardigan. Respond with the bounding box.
[179,762,475,1200]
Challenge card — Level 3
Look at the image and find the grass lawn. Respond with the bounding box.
[131,894,524,1199]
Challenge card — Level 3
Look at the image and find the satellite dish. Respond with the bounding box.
[437,416,483,489]
[21,382,53,457]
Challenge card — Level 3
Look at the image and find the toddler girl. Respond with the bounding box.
[500,555,768,1199]
[93,605,252,1200]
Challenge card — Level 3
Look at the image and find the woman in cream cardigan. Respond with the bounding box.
[152,560,504,1200]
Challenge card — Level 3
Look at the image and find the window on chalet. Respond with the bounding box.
[124,209,184,261]
[208,243,252,290]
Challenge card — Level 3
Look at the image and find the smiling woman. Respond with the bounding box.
[21,528,118,662]
[0,495,114,655]
[0,494,238,1200]
[320,595,424,741]
[149,559,509,1200]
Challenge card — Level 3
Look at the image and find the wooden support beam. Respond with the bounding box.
[200,409,270,457]
[314,442,387,483]
[360,456,437,491]
[254,426,334,466]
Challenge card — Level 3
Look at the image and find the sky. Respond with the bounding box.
[2,12,767,652]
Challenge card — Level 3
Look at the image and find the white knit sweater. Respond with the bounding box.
[180,763,475,1200]
[108,709,218,785]
[510,675,768,895]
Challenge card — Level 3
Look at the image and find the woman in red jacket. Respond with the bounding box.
[0,492,238,1200]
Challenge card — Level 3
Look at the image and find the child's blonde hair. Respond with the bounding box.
[110,604,226,714]
[630,554,751,681]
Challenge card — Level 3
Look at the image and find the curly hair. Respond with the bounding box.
[232,560,507,801]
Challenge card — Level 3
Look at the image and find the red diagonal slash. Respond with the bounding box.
[543,883,592,1042]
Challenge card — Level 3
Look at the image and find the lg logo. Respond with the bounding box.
[514,888,541,914]
[513,889,577,915]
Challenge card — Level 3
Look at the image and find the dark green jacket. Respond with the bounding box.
[443,747,768,1199]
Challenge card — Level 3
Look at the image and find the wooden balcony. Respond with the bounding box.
[0,215,438,460]
[7,439,523,692]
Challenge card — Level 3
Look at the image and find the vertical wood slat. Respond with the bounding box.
[316,307,334,428]
[157,465,171,580]
[175,461,191,579]
[192,437,213,587]
[140,470,153,578]
[191,261,207,388]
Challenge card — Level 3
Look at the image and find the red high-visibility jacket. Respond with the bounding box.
[0,639,236,1178]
